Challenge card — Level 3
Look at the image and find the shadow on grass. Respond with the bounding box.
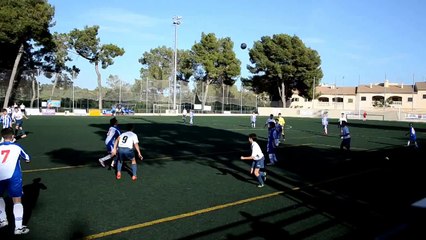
[42,116,426,239]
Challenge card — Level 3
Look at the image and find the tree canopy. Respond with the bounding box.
[0,0,55,108]
[192,32,241,108]
[245,34,323,107]
[68,25,125,109]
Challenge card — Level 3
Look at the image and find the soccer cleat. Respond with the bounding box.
[14,226,30,235]
[98,159,105,168]
[116,172,121,180]
[0,219,8,228]
[267,162,275,166]
[132,176,137,181]
[257,184,264,188]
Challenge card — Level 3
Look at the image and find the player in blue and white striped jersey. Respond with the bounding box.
[1,109,14,143]
[0,127,31,235]
[99,117,121,167]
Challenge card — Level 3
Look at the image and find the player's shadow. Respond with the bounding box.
[228,211,291,240]
[46,148,105,166]
[210,165,253,183]
[23,178,47,224]
[0,178,46,238]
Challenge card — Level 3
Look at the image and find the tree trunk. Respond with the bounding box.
[50,72,59,100]
[281,81,286,108]
[30,74,36,108]
[202,80,211,111]
[95,63,103,109]
[3,43,24,109]
[222,83,225,113]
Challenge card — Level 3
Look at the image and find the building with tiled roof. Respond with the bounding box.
[289,80,426,112]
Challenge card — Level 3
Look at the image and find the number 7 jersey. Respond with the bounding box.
[0,142,30,181]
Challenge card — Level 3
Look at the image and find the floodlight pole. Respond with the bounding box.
[173,16,182,112]
[72,69,75,112]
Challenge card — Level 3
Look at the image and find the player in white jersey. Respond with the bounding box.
[98,117,121,168]
[11,107,28,140]
[251,112,257,128]
[189,110,194,125]
[0,128,31,235]
[322,112,329,135]
[111,124,143,181]
[241,133,267,188]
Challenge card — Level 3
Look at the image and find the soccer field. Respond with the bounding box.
[1,115,425,239]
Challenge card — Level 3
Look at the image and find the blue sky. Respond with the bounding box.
[47,0,426,89]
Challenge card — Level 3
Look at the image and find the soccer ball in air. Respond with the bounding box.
[240,43,247,49]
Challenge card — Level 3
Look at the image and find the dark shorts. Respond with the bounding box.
[15,119,23,127]
[251,157,265,169]
[118,147,135,161]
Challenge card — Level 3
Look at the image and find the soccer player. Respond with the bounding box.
[277,113,286,141]
[1,109,13,143]
[340,121,351,151]
[267,121,279,165]
[182,108,188,124]
[11,107,28,139]
[240,133,267,188]
[274,118,282,147]
[407,123,419,148]
[0,127,31,235]
[112,124,143,181]
[99,117,121,168]
[250,111,257,128]
[189,110,194,125]
[322,112,329,135]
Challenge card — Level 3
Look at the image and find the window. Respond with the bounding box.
[361,96,366,101]
[348,98,353,103]
[408,97,413,102]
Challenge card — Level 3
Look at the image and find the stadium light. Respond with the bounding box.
[172,16,182,112]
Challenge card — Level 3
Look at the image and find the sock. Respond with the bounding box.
[99,154,112,161]
[13,203,24,229]
[131,164,137,176]
[257,174,264,185]
[117,161,123,172]
[0,198,6,220]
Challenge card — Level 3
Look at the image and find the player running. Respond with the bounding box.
[240,133,267,188]
[11,107,28,140]
[99,117,121,168]
[0,127,31,235]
